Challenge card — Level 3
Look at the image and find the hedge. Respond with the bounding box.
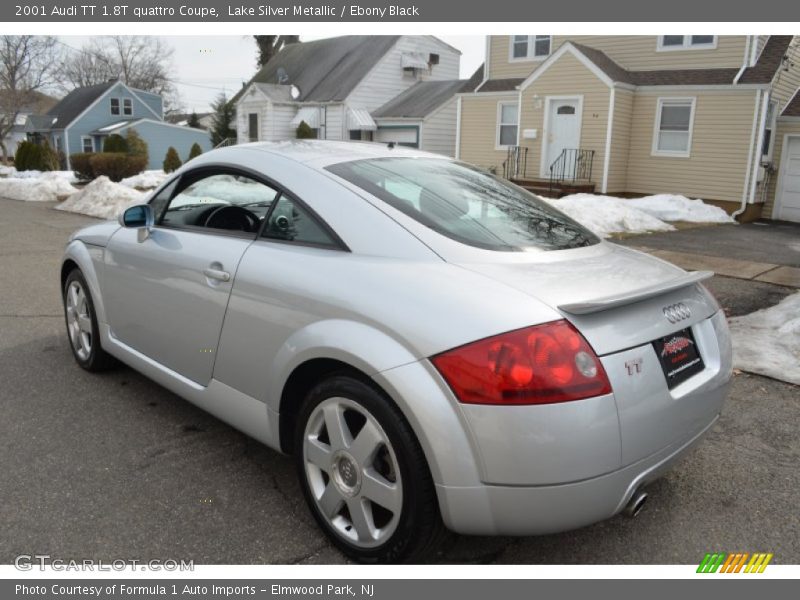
[86,153,147,182]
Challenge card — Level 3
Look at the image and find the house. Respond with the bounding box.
[0,90,58,156]
[232,35,464,155]
[456,35,800,222]
[27,79,212,170]
[166,112,214,130]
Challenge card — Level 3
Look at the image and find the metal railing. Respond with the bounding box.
[548,148,594,195]
[214,137,238,149]
[502,145,528,180]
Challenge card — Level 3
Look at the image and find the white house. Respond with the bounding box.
[232,35,465,155]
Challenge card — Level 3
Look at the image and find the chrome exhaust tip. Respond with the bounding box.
[624,490,648,518]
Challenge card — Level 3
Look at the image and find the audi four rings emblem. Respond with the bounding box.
[663,302,691,323]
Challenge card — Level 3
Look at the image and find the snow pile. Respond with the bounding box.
[170,174,275,207]
[729,292,800,386]
[626,194,734,223]
[546,193,734,237]
[121,170,168,190]
[0,165,17,177]
[0,173,78,202]
[56,176,146,219]
[11,169,78,184]
[545,194,675,238]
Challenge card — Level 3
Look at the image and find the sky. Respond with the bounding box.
[59,35,485,113]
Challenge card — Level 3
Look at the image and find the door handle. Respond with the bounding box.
[203,268,231,282]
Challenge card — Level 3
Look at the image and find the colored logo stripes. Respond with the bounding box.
[697,552,773,573]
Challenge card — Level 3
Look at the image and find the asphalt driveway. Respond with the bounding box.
[1,198,798,565]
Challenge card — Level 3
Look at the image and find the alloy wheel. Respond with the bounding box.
[65,280,93,361]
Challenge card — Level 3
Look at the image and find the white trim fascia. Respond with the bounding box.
[454,95,462,159]
[741,90,762,206]
[751,35,768,67]
[125,86,162,120]
[62,80,125,131]
[651,96,697,158]
[482,36,491,85]
[772,133,800,219]
[636,84,769,92]
[656,36,718,52]
[743,36,753,70]
[613,82,636,92]
[748,90,771,204]
[520,43,614,91]
[374,117,424,123]
[779,115,800,122]
[457,90,519,98]
[601,87,615,194]
[102,118,212,134]
[539,95,584,178]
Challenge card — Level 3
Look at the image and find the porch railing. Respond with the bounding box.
[502,145,528,180]
[215,137,238,149]
[548,148,594,195]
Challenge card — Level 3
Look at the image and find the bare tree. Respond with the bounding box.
[254,35,300,68]
[57,36,181,112]
[0,36,58,162]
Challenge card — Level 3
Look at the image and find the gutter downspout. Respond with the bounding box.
[735,90,770,219]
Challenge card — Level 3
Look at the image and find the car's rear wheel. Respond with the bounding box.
[63,269,115,371]
[295,375,444,563]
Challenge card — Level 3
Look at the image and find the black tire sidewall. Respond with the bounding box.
[294,375,438,563]
[63,269,103,370]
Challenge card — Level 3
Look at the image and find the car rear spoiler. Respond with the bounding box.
[558,270,714,315]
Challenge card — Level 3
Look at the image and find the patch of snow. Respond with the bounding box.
[121,170,168,190]
[55,176,145,220]
[729,291,800,386]
[546,192,734,238]
[626,194,734,223]
[170,175,275,208]
[10,169,78,183]
[0,173,78,202]
[544,194,675,238]
[0,165,17,177]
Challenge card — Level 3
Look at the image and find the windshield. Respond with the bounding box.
[326,157,598,252]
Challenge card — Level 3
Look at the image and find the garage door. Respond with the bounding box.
[375,127,418,148]
[778,137,800,222]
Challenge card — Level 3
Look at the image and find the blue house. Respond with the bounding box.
[28,79,212,170]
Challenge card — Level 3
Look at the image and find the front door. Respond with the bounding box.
[248,113,259,142]
[777,137,800,222]
[543,98,581,178]
[103,169,279,385]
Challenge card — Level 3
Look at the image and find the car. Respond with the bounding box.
[61,140,732,563]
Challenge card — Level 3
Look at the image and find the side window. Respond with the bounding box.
[160,172,279,234]
[262,195,338,247]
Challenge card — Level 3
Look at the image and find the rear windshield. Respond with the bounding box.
[326,157,598,252]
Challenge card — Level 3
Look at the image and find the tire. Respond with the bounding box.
[63,269,116,371]
[295,375,444,563]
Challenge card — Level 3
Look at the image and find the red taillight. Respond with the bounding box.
[431,320,611,405]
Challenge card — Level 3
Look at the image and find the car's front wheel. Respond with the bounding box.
[295,375,444,563]
[63,269,116,371]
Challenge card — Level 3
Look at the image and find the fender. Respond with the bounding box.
[62,240,108,325]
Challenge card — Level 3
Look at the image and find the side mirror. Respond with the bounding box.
[119,204,154,242]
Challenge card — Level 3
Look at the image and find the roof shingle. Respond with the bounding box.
[46,81,117,129]
[372,80,467,118]
[739,36,794,84]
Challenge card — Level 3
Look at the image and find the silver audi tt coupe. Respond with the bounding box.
[61,141,732,562]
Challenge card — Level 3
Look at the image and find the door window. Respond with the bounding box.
[261,195,339,248]
[160,172,279,234]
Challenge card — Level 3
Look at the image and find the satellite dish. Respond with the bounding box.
[290,85,300,100]
[276,67,289,85]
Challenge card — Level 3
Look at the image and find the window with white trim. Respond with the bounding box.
[511,35,552,60]
[761,101,778,160]
[496,102,519,147]
[110,97,120,115]
[123,98,133,116]
[81,136,94,153]
[653,98,695,156]
[658,36,716,50]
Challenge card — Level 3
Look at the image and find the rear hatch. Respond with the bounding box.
[459,242,728,466]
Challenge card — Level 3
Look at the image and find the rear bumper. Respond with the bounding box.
[435,411,721,536]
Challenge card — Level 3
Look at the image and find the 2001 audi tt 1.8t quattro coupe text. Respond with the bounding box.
[61,141,731,563]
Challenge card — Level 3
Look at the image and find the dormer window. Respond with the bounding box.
[658,36,717,51]
[123,98,132,116]
[110,98,120,115]
[511,35,551,61]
